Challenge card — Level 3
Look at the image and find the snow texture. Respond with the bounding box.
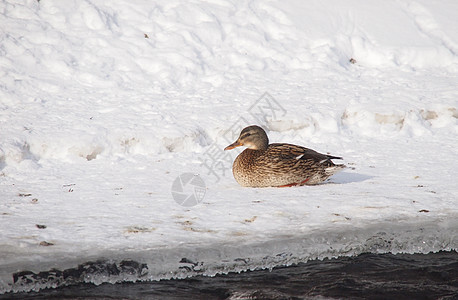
[1,0,457,294]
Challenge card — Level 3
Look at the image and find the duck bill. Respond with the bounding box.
[224,141,242,150]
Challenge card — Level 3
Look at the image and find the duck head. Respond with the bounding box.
[224,125,269,151]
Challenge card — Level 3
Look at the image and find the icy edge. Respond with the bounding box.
[1,218,456,294]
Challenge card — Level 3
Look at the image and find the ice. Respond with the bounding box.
[1,0,457,294]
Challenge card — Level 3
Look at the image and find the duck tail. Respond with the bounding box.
[327,155,343,160]
[325,164,346,175]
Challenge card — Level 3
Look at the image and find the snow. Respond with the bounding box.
[1,0,457,294]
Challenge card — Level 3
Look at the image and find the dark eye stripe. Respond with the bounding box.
[240,133,251,139]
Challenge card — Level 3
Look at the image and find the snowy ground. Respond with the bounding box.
[1,0,457,294]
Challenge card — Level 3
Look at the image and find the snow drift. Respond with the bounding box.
[1,0,457,294]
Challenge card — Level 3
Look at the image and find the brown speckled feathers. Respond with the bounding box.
[224,125,345,187]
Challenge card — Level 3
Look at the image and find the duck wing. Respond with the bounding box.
[268,143,342,163]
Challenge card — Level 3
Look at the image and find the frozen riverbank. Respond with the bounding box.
[1,0,457,294]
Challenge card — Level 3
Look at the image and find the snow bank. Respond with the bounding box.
[1,0,457,294]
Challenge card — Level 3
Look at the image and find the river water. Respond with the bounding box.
[3,251,457,299]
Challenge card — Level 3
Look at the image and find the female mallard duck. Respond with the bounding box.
[224,125,345,187]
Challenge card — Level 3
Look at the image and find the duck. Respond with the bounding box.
[224,125,345,187]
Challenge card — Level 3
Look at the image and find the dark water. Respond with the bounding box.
[3,251,458,300]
